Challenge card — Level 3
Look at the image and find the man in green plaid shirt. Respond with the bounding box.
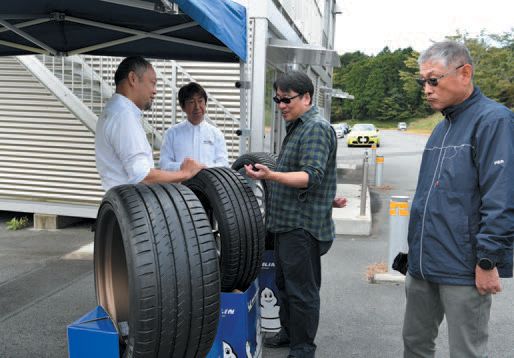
[245,71,337,358]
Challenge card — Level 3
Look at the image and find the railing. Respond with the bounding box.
[36,55,108,117]
[34,55,241,160]
[149,60,241,158]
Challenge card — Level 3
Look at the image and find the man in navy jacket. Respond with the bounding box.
[403,41,514,357]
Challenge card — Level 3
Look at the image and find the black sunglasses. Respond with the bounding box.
[416,64,465,87]
[273,93,303,104]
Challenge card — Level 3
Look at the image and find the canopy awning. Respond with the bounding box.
[0,0,247,62]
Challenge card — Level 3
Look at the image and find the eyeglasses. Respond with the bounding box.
[273,93,303,104]
[416,64,465,87]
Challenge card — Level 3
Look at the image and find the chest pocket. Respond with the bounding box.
[438,144,476,192]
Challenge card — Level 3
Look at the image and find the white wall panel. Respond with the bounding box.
[0,57,104,215]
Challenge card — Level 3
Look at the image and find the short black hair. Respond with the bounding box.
[114,56,152,86]
[273,71,314,104]
[178,82,208,107]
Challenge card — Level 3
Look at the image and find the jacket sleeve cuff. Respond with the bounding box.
[476,234,514,264]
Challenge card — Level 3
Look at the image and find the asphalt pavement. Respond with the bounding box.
[1,130,513,357]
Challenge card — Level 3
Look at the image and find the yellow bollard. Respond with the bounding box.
[388,196,410,273]
[375,155,384,186]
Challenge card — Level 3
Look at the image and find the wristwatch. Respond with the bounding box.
[478,258,495,270]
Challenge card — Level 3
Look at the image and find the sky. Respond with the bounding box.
[334,0,514,55]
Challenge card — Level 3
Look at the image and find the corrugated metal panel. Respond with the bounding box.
[88,57,241,161]
[0,56,241,217]
[176,61,241,115]
[317,84,325,109]
[0,57,104,212]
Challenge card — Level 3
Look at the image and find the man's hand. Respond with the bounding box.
[333,196,347,208]
[244,165,309,188]
[244,163,271,180]
[180,157,205,179]
[475,265,502,295]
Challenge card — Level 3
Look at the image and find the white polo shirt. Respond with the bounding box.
[159,118,229,171]
[95,94,154,191]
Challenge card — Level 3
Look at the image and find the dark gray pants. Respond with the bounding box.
[273,229,332,358]
[402,274,492,358]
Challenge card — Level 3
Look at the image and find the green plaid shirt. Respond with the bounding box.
[267,106,337,241]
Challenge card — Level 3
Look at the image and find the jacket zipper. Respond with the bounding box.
[419,119,452,279]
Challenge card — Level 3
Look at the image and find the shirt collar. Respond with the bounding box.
[112,93,142,118]
[184,116,207,128]
[286,105,318,129]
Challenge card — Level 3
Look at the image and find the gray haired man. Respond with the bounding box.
[402,41,514,357]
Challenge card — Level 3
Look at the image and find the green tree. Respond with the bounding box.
[332,47,419,121]
[331,30,514,121]
[399,52,432,117]
[331,52,370,120]
[450,30,514,109]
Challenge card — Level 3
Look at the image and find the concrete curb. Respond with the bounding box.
[61,242,94,260]
[371,272,405,284]
[333,184,372,236]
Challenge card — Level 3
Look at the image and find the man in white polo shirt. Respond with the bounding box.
[95,56,204,191]
[159,82,228,171]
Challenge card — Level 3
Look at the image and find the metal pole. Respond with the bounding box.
[171,60,177,126]
[360,153,369,216]
[388,196,410,273]
[370,144,376,165]
[248,17,267,152]
[375,155,384,186]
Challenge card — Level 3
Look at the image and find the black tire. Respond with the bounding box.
[94,183,220,358]
[185,167,265,292]
[231,152,278,250]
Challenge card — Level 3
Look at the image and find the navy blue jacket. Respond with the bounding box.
[408,87,514,285]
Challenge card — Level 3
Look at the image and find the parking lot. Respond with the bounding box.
[1,130,514,357]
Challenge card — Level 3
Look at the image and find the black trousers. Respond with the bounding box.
[272,229,332,358]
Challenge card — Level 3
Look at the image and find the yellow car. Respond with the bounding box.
[347,123,380,147]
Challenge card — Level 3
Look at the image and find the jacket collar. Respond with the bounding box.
[441,86,481,120]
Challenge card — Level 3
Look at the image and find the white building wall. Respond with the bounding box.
[0,57,104,212]
[0,56,240,216]
[0,0,340,218]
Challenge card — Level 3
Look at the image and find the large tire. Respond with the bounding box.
[231,152,278,250]
[94,183,220,358]
[185,167,265,292]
